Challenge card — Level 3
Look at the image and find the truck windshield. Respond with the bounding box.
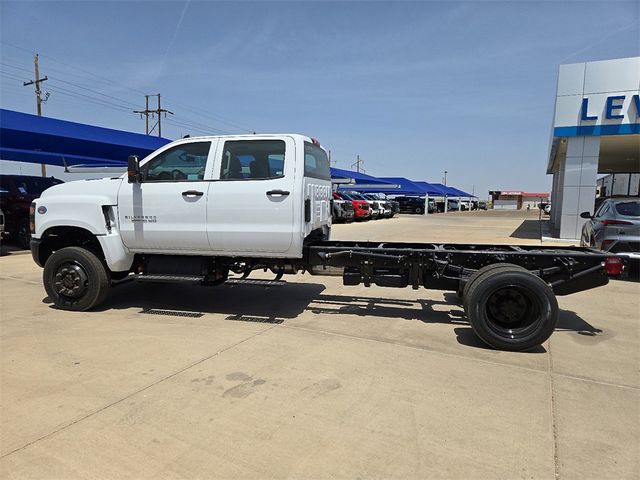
[304,142,331,180]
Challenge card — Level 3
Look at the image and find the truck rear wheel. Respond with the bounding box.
[464,267,558,351]
[462,263,527,311]
[43,246,110,311]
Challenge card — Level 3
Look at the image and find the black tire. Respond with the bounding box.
[462,263,528,312]
[16,218,31,249]
[465,267,558,351]
[43,246,110,311]
[415,206,423,215]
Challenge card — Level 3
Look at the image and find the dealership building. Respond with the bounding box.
[547,56,640,240]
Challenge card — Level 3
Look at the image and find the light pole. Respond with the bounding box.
[444,171,448,186]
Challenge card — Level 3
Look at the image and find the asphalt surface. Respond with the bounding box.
[1,210,638,479]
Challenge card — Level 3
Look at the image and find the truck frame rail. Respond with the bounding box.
[305,241,618,296]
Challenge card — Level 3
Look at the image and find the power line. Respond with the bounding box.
[1,41,259,133]
[1,61,143,109]
[3,69,230,135]
[162,99,255,133]
[1,41,149,96]
[2,68,135,115]
[45,83,134,114]
[165,117,230,135]
[49,77,143,110]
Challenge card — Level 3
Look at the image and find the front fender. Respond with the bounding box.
[34,196,112,238]
[97,233,135,272]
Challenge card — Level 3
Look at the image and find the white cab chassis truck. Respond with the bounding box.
[30,134,626,351]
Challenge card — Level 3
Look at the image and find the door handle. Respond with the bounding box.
[182,190,204,197]
[266,190,290,197]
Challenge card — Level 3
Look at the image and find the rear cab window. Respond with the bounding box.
[220,140,285,180]
[304,142,331,180]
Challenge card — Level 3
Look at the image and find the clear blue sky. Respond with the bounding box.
[1,1,638,197]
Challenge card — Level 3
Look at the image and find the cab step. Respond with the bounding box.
[133,275,286,287]
[136,274,204,284]
[226,278,286,287]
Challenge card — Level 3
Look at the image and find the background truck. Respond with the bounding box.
[30,134,626,352]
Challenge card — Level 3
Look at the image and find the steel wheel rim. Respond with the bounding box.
[54,261,89,299]
[484,285,541,339]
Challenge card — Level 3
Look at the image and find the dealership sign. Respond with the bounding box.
[499,191,549,197]
[554,93,640,137]
[581,94,640,121]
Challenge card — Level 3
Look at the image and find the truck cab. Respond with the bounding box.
[116,134,331,258]
[31,134,332,310]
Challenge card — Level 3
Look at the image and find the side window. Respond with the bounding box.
[304,142,331,180]
[219,140,285,180]
[141,142,211,182]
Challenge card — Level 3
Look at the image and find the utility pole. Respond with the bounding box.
[23,54,49,176]
[23,54,48,116]
[134,94,173,136]
[351,155,364,173]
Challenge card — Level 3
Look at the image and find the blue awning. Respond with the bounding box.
[447,186,474,197]
[341,177,427,195]
[330,167,395,185]
[412,181,450,196]
[0,108,171,167]
[430,183,473,197]
[377,177,429,194]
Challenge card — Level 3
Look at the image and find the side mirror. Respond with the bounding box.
[127,155,140,183]
[580,211,592,219]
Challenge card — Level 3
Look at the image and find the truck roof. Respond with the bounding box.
[174,133,317,145]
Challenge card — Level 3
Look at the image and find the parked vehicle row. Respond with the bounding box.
[0,174,64,249]
[392,196,487,214]
[332,191,397,222]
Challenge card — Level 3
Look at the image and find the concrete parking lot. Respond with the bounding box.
[1,210,638,479]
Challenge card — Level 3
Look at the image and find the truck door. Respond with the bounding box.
[117,140,216,252]
[206,137,295,254]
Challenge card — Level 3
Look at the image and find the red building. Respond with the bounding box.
[488,191,550,210]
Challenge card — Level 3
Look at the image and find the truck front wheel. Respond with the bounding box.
[464,267,558,351]
[43,246,110,311]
